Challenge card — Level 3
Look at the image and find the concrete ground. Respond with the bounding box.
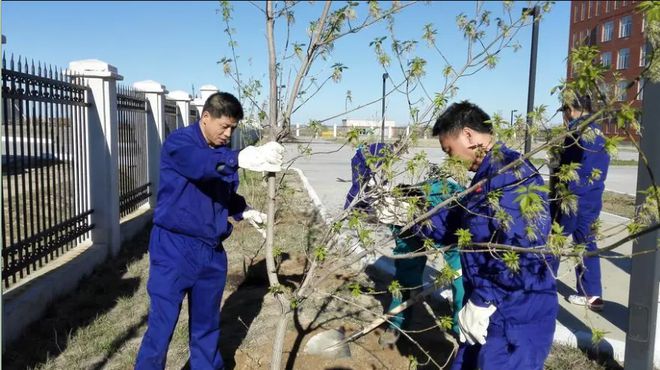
[285,139,642,364]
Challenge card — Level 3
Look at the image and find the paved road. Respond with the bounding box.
[286,140,636,360]
[286,140,640,201]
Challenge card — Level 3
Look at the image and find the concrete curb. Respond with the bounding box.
[291,166,643,367]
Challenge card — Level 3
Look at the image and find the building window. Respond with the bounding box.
[616,81,628,101]
[620,15,632,38]
[588,1,592,18]
[640,43,649,67]
[622,0,627,6]
[638,78,644,100]
[602,21,614,42]
[617,48,630,69]
[574,4,578,22]
[614,1,619,10]
[595,1,600,16]
[601,51,612,68]
[581,2,586,21]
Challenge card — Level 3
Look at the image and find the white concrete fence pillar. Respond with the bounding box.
[406,125,410,136]
[296,123,300,137]
[167,90,192,128]
[388,126,393,139]
[69,59,122,256]
[333,124,337,138]
[193,84,219,116]
[134,80,167,209]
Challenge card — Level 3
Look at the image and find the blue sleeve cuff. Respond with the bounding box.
[470,291,495,308]
[213,149,240,177]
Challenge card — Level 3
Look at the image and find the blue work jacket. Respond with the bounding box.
[344,143,391,210]
[153,122,247,247]
[559,115,610,199]
[427,143,557,325]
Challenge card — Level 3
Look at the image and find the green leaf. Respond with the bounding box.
[436,315,454,331]
[455,228,472,248]
[314,246,327,262]
[349,282,362,298]
[503,250,520,273]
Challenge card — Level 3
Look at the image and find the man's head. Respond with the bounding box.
[200,92,244,147]
[432,101,493,172]
[560,93,592,123]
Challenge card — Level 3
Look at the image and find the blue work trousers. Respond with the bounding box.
[560,196,603,297]
[450,320,555,370]
[135,226,228,370]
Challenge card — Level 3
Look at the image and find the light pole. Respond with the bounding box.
[523,5,540,154]
[381,72,389,143]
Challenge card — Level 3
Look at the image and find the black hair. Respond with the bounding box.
[563,93,592,113]
[432,100,492,137]
[203,92,244,121]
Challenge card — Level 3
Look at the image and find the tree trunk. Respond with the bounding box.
[266,2,290,369]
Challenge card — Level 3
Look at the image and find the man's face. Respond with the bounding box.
[439,129,480,172]
[200,112,237,147]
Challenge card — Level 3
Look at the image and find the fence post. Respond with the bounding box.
[191,84,219,115]
[69,59,122,256]
[134,80,167,209]
[333,124,337,138]
[167,90,192,127]
[296,123,300,137]
[406,125,410,136]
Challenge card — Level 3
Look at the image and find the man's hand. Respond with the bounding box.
[242,209,268,238]
[457,300,497,345]
[375,196,410,226]
[238,141,285,172]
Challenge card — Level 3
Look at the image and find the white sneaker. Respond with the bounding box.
[568,295,604,311]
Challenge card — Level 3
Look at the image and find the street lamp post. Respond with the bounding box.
[523,5,540,154]
[381,72,389,143]
[510,109,518,127]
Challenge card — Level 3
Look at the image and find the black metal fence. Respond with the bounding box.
[164,100,178,138]
[189,107,199,124]
[116,85,150,218]
[1,55,94,287]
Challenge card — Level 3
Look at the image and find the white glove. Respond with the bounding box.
[374,196,410,226]
[457,300,497,345]
[242,209,268,238]
[238,141,284,172]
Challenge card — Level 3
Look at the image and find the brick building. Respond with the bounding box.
[567,0,649,139]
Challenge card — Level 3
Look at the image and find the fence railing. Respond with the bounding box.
[116,85,150,218]
[164,100,178,137]
[1,55,94,287]
[189,107,199,124]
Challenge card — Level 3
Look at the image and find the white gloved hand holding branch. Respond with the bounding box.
[457,300,497,345]
[238,141,285,172]
[241,209,268,239]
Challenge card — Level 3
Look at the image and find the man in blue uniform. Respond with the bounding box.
[380,180,465,344]
[344,144,465,343]
[551,94,609,311]
[135,92,284,370]
[430,101,557,370]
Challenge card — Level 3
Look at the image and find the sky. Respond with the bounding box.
[1,1,570,127]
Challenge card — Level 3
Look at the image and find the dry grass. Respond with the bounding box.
[602,190,636,219]
[545,344,623,370]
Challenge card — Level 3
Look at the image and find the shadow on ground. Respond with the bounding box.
[364,263,455,368]
[3,224,153,370]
